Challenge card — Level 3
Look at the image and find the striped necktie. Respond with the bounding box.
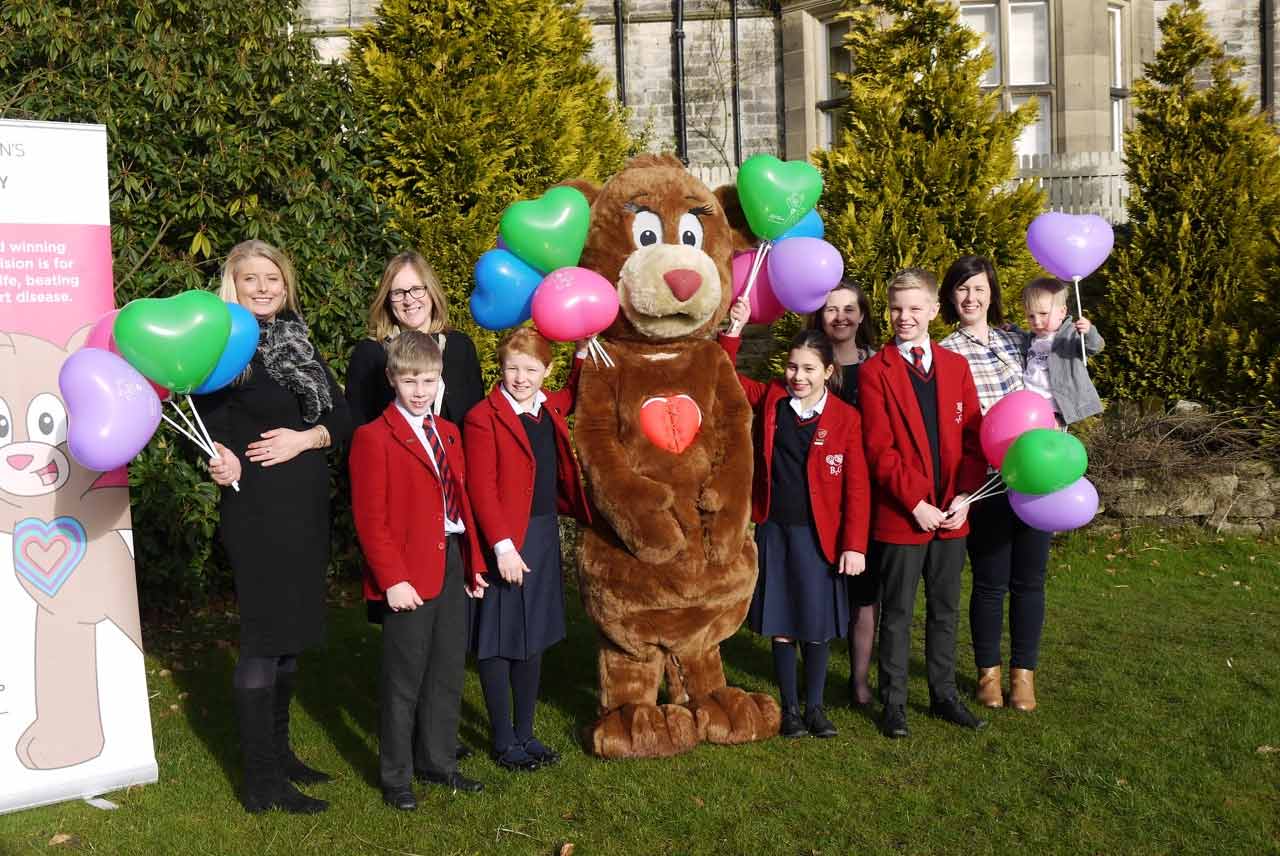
[425,417,461,522]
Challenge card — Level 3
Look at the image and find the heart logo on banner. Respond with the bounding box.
[13,516,88,597]
[639,395,703,454]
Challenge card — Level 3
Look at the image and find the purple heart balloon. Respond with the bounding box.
[767,237,845,314]
[1009,476,1099,532]
[59,347,162,472]
[1026,213,1115,281]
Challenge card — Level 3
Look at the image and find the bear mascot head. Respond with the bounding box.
[566,154,781,758]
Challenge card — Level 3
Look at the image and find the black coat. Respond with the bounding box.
[196,351,352,656]
[344,330,485,428]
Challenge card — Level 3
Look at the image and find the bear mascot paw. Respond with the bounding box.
[566,154,781,758]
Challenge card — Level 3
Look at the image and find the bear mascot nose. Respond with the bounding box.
[7,454,34,471]
[662,268,703,302]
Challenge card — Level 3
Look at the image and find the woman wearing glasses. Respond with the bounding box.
[345,251,485,429]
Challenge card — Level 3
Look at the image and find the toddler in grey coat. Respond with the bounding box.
[1020,277,1104,425]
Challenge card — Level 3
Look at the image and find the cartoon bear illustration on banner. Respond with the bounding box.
[566,154,782,758]
[1,328,141,770]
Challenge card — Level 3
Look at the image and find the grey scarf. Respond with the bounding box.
[258,312,333,424]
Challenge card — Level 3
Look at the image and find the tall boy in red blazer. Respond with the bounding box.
[858,269,988,739]
[350,331,488,810]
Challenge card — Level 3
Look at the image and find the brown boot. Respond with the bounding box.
[976,666,1004,708]
[1009,668,1037,712]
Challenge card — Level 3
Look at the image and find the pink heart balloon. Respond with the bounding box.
[980,389,1059,468]
[730,251,786,324]
[531,267,620,342]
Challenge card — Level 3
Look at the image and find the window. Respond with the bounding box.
[962,0,1054,154]
[1013,94,1052,156]
[961,4,1001,87]
[819,19,851,148]
[1108,5,1128,152]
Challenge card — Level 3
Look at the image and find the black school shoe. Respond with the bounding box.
[381,785,417,811]
[418,770,484,793]
[929,695,989,731]
[880,704,910,739]
[522,738,561,768]
[493,745,540,772]
[780,706,807,738]
[804,705,838,738]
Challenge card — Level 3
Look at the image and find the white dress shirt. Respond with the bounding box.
[395,402,465,535]
[896,337,933,373]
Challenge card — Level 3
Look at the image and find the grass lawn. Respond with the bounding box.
[3,527,1279,855]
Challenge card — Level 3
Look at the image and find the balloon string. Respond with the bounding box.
[161,413,214,458]
[167,399,208,452]
[185,395,239,493]
[948,473,1005,513]
[1072,275,1087,366]
[739,241,772,305]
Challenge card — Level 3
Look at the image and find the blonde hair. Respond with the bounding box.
[887,267,939,299]
[218,240,303,317]
[368,251,450,341]
[385,330,443,377]
[497,327,553,368]
[1022,277,1069,310]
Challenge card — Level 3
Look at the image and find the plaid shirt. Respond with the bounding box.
[939,327,1026,415]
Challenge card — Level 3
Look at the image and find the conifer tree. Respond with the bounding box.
[1097,0,1280,404]
[349,0,638,378]
[813,0,1043,340]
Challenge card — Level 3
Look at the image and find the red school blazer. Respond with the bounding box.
[349,404,485,602]
[719,335,870,561]
[462,363,591,553]
[857,342,987,545]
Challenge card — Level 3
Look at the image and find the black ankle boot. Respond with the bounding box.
[235,687,328,814]
[274,672,331,785]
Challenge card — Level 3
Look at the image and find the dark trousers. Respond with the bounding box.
[967,493,1052,670]
[379,535,466,789]
[876,537,967,706]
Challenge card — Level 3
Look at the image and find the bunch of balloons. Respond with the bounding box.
[975,390,1099,532]
[59,290,259,489]
[730,154,844,321]
[471,186,619,364]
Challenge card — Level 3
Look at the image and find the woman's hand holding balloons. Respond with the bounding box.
[208,442,242,487]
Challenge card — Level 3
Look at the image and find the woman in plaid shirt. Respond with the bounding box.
[939,256,1052,714]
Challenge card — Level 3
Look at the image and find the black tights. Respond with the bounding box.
[477,655,543,753]
[233,654,298,690]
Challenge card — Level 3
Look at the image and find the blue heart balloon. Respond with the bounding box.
[471,249,542,330]
[775,208,824,242]
[192,302,260,394]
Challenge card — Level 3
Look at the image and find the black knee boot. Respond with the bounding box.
[235,687,328,814]
[274,672,332,785]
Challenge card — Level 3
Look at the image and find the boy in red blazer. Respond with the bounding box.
[858,269,988,739]
[462,329,589,771]
[349,331,488,810]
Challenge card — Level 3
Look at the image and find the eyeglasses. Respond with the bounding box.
[389,285,428,304]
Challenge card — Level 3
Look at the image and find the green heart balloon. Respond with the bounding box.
[1001,428,1088,496]
[499,186,591,274]
[736,154,823,240]
[114,291,233,394]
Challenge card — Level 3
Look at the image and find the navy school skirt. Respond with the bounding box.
[471,514,566,661]
[748,519,851,642]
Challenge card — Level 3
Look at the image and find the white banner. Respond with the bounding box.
[0,118,158,815]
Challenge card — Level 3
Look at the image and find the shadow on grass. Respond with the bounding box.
[165,624,239,791]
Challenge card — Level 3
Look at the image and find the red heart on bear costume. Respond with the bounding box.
[639,395,703,454]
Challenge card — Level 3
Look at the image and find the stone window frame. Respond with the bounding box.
[1108,3,1133,153]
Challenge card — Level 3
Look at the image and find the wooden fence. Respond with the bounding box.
[691,151,1131,224]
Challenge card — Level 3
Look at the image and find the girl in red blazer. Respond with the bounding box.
[462,328,589,772]
[721,300,870,739]
[349,332,488,809]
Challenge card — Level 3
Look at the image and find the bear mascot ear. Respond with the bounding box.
[557,178,601,207]
[713,184,756,254]
[64,323,94,353]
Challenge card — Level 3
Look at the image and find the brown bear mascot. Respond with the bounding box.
[567,154,781,758]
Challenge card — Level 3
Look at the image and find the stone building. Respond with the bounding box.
[301,1,1270,171]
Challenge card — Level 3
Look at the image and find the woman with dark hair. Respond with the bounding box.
[345,251,485,429]
[808,281,879,408]
[808,280,879,707]
[938,255,1050,712]
[201,240,353,814]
